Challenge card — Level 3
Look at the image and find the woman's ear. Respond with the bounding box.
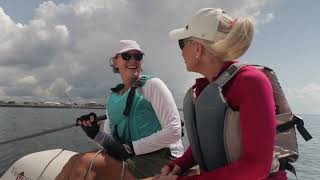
[196,42,204,59]
[112,58,118,68]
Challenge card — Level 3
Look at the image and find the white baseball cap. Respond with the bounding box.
[169,8,232,41]
[114,40,144,55]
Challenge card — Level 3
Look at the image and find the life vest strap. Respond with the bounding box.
[278,159,298,180]
[277,115,312,141]
[214,63,247,87]
[110,79,142,117]
[123,86,138,116]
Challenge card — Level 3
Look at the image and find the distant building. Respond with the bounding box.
[43,102,63,106]
[85,101,98,106]
[82,101,104,108]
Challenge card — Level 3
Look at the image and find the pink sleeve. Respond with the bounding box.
[172,146,196,172]
[178,70,277,180]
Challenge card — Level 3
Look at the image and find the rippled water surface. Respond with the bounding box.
[0,107,319,179]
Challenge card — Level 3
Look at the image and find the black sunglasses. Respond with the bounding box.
[178,39,185,50]
[119,52,143,61]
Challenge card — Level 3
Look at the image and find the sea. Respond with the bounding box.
[0,107,319,179]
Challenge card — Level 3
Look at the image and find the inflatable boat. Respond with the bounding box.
[1,149,77,180]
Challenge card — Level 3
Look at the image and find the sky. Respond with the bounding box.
[0,0,319,114]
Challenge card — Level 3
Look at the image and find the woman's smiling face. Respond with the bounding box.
[114,50,143,81]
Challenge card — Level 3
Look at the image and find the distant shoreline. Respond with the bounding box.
[0,104,105,109]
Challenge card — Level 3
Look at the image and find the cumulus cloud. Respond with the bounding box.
[285,83,320,114]
[0,19,70,69]
[29,78,72,99]
[0,0,275,106]
[251,11,275,27]
[0,88,7,97]
[287,83,320,99]
[48,78,72,97]
[17,75,38,86]
[262,13,275,24]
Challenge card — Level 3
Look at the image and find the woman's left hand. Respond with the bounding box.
[152,175,178,180]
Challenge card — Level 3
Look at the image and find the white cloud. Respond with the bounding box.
[31,78,72,98]
[48,78,72,97]
[17,75,38,86]
[285,83,320,114]
[32,86,50,97]
[0,4,70,69]
[0,0,276,105]
[252,11,275,27]
[263,13,275,24]
[0,88,7,96]
[287,83,320,99]
[0,7,16,36]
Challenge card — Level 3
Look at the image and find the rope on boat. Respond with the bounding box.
[121,160,125,180]
[82,150,126,180]
[37,149,65,180]
[84,150,104,180]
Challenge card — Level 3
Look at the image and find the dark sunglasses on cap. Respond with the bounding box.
[119,52,143,61]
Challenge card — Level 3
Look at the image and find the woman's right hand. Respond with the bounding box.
[160,164,182,175]
[76,112,100,139]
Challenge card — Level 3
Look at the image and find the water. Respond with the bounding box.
[0,107,319,179]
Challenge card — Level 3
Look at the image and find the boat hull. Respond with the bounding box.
[1,149,77,180]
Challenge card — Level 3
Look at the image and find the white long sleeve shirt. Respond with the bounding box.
[95,78,184,158]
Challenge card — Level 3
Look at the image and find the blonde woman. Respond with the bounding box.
[154,8,287,180]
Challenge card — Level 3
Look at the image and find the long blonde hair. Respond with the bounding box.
[210,16,255,61]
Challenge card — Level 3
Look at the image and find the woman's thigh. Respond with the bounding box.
[126,148,173,179]
[56,151,136,180]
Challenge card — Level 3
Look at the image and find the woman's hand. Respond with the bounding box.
[152,175,178,180]
[160,164,182,175]
[76,112,100,139]
[150,164,181,180]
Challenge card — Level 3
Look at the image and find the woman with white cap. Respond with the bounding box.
[77,40,184,179]
[154,8,287,180]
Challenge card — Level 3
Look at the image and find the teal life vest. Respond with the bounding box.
[107,75,162,144]
[183,63,312,176]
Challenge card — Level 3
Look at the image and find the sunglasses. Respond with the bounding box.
[119,52,143,61]
[178,39,192,50]
[178,39,185,50]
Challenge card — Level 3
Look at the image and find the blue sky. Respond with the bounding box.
[0,0,70,23]
[0,0,319,114]
[243,0,320,114]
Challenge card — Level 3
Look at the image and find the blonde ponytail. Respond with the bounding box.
[210,17,255,61]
